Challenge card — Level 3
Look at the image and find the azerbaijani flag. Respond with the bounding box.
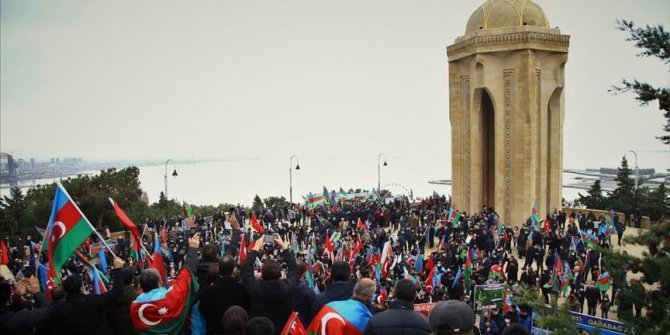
[88,268,108,295]
[489,264,504,280]
[596,271,611,292]
[448,208,461,228]
[579,230,599,248]
[182,201,193,218]
[130,266,199,335]
[46,183,95,281]
[306,300,372,335]
[148,232,167,284]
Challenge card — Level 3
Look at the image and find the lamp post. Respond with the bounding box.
[164,159,178,219]
[289,155,300,204]
[377,153,388,191]
[624,150,639,190]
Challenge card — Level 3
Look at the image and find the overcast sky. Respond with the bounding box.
[1,0,669,170]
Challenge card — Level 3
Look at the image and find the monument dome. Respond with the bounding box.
[465,0,549,34]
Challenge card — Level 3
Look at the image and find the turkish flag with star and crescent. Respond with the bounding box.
[280,311,306,335]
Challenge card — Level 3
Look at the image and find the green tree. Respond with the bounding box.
[644,182,669,222]
[577,179,609,209]
[0,187,28,236]
[610,156,636,215]
[252,195,264,211]
[515,287,579,335]
[611,20,670,143]
[263,196,288,210]
[601,220,670,334]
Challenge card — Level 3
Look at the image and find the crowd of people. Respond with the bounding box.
[0,193,665,335]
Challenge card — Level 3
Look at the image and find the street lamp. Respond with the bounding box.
[289,155,300,204]
[377,153,388,191]
[624,150,639,190]
[164,159,178,219]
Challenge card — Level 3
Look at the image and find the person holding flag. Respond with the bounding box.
[241,234,300,335]
[130,233,202,335]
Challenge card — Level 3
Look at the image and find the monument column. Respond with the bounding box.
[447,0,569,226]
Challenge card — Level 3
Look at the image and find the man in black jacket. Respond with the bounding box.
[51,257,128,335]
[309,261,354,323]
[106,268,139,335]
[241,235,299,335]
[199,254,251,335]
[364,279,430,335]
[0,276,52,335]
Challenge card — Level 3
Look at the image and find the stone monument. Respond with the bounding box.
[447,0,569,226]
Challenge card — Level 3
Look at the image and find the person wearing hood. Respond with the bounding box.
[241,235,299,335]
[309,261,355,324]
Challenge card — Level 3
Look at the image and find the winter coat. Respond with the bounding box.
[199,276,251,335]
[51,269,129,335]
[363,300,430,335]
[0,292,52,335]
[107,285,140,335]
[241,249,299,335]
[293,280,315,326]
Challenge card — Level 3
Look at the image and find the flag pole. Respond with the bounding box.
[56,182,118,258]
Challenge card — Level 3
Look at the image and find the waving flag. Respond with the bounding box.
[502,290,513,313]
[324,234,335,258]
[182,201,193,218]
[448,208,461,228]
[424,266,436,293]
[89,268,108,295]
[46,183,95,281]
[596,271,612,292]
[239,233,248,264]
[560,263,572,296]
[463,248,473,291]
[306,300,371,335]
[579,230,599,248]
[98,248,108,273]
[148,232,167,284]
[250,213,265,234]
[0,238,9,265]
[489,264,504,280]
[130,267,199,335]
[415,254,424,274]
[453,266,462,288]
[110,198,143,262]
[281,311,306,335]
[356,218,367,230]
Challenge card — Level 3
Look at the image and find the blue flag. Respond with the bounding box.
[415,254,424,274]
[453,266,462,288]
[98,248,108,273]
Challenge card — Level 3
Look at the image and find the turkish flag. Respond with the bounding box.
[280,311,306,335]
[239,234,247,264]
[250,213,265,233]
